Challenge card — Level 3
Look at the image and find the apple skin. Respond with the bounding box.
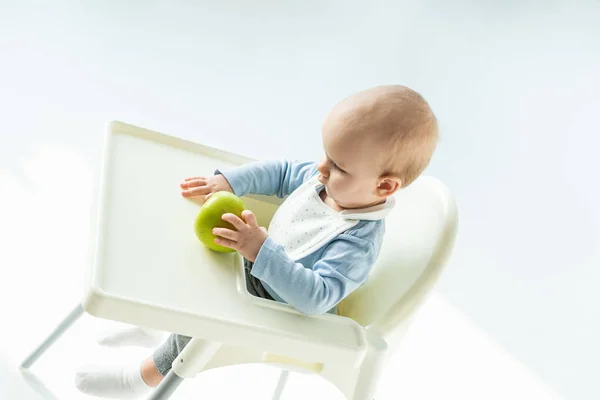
[194,191,247,252]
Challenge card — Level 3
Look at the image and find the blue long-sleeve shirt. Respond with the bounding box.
[219,160,386,315]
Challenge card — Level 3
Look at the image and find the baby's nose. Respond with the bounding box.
[317,162,328,175]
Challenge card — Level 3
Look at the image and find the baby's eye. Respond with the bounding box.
[331,163,346,174]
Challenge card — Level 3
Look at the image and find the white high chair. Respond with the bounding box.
[20,121,458,400]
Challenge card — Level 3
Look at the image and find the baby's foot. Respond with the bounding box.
[97,323,165,348]
[75,364,150,399]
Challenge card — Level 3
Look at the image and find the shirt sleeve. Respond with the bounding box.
[216,160,318,198]
[250,234,377,315]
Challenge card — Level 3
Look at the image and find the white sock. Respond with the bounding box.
[75,364,151,399]
[97,323,165,348]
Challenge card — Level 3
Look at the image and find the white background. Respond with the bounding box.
[1,1,598,399]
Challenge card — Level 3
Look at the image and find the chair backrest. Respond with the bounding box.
[337,176,458,339]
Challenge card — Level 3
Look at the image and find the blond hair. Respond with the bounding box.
[341,85,439,187]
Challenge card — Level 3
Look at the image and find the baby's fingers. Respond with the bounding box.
[181,186,211,198]
[212,228,239,241]
[180,177,207,189]
[221,213,247,231]
[241,210,258,227]
[214,237,238,250]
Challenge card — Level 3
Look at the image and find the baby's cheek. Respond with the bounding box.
[328,176,342,191]
[330,177,351,196]
[341,179,365,200]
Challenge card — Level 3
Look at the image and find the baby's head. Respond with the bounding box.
[317,85,438,209]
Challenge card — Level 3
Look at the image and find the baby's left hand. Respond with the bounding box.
[213,210,268,262]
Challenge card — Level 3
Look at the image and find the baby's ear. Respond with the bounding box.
[376,176,402,198]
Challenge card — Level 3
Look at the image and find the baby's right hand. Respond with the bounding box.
[180,174,233,201]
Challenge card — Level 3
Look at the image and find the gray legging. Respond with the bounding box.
[153,260,273,376]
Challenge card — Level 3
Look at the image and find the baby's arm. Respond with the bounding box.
[218,160,317,198]
[181,160,316,201]
[250,234,377,315]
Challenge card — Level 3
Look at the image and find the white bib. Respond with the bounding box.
[268,176,395,261]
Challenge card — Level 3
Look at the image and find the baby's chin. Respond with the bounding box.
[323,186,361,210]
[324,186,337,200]
[324,187,347,208]
[323,186,338,201]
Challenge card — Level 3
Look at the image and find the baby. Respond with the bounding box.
[75,85,438,398]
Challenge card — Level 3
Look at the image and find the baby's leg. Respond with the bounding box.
[75,334,190,399]
[152,333,192,377]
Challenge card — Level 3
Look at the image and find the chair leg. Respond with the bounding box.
[20,304,84,369]
[350,350,385,400]
[351,329,387,400]
[272,370,290,400]
[147,370,184,400]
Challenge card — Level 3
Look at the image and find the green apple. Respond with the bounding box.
[194,191,247,252]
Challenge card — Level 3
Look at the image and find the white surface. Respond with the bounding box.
[1,1,598,399]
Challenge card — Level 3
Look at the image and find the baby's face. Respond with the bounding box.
[317,108,397,209]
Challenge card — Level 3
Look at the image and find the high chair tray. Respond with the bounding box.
[82,121,367,366]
